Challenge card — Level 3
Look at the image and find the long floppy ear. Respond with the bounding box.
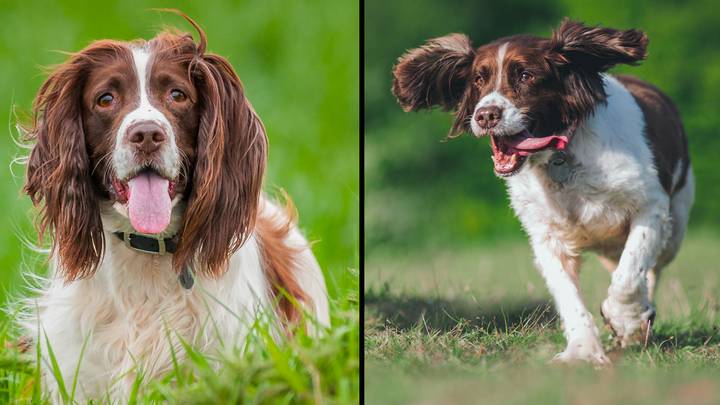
[24,56,104,280]
[547,19,648,125]
[549,19,648,72]
[392,33,475,112]
[174,45,267,277]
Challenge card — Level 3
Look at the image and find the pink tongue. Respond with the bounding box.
[507,134,569,151]
[127,172,171,234]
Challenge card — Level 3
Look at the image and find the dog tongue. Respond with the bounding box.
[506,134,569,152]
[127,171,171,234]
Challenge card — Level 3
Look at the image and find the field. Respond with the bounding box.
[0,1,359,403]
[364,0,720,402]
[365,232,720,404]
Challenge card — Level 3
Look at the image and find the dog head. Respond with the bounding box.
[24,13,267,280]
[392,19,648,176]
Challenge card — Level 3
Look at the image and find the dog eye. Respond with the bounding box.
[97,93,114,108]
[169,89,187,103]
[475,73,487,86]
[519,71,534,83]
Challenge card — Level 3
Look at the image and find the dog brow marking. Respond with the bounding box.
[495,42,509,91]
[132,46,152,113]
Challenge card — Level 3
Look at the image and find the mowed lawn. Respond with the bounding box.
[365,231,720,405]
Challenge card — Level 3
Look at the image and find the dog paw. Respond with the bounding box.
[601,297,655,348]
[551,334,611,367]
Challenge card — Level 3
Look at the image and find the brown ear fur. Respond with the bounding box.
[173,21,267,277]
[550,18,648,71]
[24,46,118,281]
[548,19,648,126]
[392,34,475,113]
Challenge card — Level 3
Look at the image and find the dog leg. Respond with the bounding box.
[646,266,660,303]
[601,199,670,348]
[531,238,609,366]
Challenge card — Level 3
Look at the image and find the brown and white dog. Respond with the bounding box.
[20,15,328,400]
[392,19,693,365]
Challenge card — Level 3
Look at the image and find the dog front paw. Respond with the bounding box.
[551,334,610,367]
[601,297,655,348]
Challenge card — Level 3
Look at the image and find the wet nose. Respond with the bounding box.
[475,106,503,129]
[127,122,167,154]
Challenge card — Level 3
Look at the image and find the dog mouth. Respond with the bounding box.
[488,129,569,177]
[111,168,177,234]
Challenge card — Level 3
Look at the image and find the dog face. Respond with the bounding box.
[24,16,267,280]
[78,40,201,220]
[392,19,648,176]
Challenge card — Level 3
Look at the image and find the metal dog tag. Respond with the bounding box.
[179,266,195,289]
[548,150,571,184]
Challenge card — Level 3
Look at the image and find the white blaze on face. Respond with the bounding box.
[494,42,508,91]
[469,42,526,137]
[113,45,180,181]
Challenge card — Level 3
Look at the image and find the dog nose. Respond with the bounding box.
[475,106,503,129]
[127,122,167,154]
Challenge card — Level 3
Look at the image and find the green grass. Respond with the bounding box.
[365,232,720,404]
[0,269,358,404]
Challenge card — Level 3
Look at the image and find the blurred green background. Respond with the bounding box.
[365,0,720,256]
[0,1,359,302]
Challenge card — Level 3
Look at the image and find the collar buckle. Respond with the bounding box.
[120,232,168,255]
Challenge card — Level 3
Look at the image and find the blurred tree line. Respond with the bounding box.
[365,0,720,256]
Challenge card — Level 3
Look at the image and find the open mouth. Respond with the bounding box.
[489,129,569,177]
[111,168,177,234]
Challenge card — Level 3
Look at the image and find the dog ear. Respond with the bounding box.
[392,34,475,112]
[546,19,648,126]
[549,18,648,72]
[174,46,267,278]
[25,52,105,281]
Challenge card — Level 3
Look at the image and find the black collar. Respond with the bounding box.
[113,231,178,255]
[112,232,194,289]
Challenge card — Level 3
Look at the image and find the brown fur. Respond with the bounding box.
[392,34,475,122]
[616,74,690,194]
[256,197,308,324]
[560,254,581,287]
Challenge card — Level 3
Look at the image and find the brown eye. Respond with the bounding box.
[169,89,187,103]
[97,93,114,107]
[520,71,534,83]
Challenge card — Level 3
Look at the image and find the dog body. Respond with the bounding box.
[506,75,693,363]
[393,20,693,364]
[24,198,328,400]
[21,17,328,400]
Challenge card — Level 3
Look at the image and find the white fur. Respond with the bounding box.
[470,91,526,135]
[21,197,329,402]
[113,46,180,181]
[496,75,693,362]
[494,42,508,91]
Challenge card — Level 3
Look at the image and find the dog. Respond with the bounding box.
[19,14,329,400]
[392,19,693,365]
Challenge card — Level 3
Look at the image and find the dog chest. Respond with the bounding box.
[507,166,635,250]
